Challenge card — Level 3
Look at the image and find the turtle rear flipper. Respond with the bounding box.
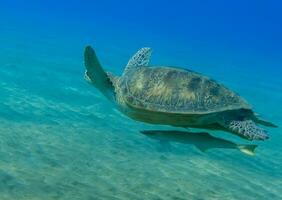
[220,120,269,141]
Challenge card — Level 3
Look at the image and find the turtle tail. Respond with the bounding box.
[84,46,115,102]
[253,116,278,128]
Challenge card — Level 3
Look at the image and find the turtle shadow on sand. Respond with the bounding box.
[141,130,258,156]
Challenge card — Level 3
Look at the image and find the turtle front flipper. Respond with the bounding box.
[124,47,152,74]
[84,46,116,102]
[219,119,269,141]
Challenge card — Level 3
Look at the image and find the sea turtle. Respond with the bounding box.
[84,46,277,140]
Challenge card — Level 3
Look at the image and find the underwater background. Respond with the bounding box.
[0,0,282,199]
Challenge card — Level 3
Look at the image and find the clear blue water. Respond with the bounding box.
[0,0,282,199]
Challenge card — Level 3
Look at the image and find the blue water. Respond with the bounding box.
[0,0,282,199]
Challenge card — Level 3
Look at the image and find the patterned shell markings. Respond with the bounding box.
[122,66,251,114]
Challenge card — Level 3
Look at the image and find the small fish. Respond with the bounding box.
[141,130,258,156]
